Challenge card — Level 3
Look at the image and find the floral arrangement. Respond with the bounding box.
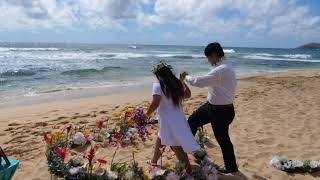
[44,126,150,179]
[270,156,320,173]
[44,106,219,180]
[68,107,157,149]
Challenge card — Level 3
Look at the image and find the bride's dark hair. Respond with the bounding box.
[154,66,184,107]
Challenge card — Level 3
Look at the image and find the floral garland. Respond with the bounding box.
[270,156,320,173]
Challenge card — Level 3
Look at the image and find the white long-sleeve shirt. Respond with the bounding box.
[185,60,236,105]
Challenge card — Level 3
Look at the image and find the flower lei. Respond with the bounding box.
[270,156,320,173]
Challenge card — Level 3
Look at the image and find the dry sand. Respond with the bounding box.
[1,68,320,180]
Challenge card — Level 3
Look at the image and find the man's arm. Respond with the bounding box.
[184,70,220,88]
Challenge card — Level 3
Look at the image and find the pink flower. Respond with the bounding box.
[96,167,104,174]
[110,142,118,147]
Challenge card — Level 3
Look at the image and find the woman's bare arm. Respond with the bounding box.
[146,95,161,118]
[183,82,191,99]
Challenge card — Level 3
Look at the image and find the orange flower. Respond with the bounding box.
[83,129,90,139]
[44,133,52,145]
[125,119,135,126]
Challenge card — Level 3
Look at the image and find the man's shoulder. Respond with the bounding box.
[209,61,234,75]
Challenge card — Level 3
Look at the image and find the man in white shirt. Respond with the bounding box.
[181,42,238,173]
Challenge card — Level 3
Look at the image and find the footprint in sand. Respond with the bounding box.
[8,122,20,126]
[99,110,108,114]
[5,127,14,131]
[34,122,48,127]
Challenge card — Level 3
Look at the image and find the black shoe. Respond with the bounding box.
[218,167,238,174]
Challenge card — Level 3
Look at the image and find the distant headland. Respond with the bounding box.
[296,43,320,49]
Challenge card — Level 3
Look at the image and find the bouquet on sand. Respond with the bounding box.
[43,106,219,180]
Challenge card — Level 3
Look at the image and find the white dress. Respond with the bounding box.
[152,83,200,152]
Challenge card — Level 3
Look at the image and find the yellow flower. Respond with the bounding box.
[143,171,151,180]
[125,107,134,114]
[114,112,122,117]
[164,161,174,169]
[125,119,135,126]
[83,129,91,138]
[52,130,62,142]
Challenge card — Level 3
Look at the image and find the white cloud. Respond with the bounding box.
[0,0,148,31]
[0,0,76,30]
[0,0,319,40]
[138,0,320,38]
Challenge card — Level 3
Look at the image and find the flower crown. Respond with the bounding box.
[151,61,172,73]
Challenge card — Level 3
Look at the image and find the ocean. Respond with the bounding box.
[1,42,320,103]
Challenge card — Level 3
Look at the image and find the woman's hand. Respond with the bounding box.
[180,71,189,81]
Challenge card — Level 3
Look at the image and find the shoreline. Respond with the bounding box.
[1,67,318,110]
[0,68,320,179]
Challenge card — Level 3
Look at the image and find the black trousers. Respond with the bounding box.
[188,102,238,170]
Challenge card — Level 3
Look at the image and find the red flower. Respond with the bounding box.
[96,120,104,129]
[114,132,122,140]
[55,147,67,160]
[97,159,107,164]
[120,141,127,147]
[44,133,52,145]
[87,147,95,164]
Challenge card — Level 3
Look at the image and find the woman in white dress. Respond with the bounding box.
[145,62,200,172]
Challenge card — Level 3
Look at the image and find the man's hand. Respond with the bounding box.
[180,71,189,81]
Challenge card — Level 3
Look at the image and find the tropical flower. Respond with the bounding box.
[55,147,67,161]
[125,119,135,126]
[44,133,52,145]
[52,130,62,141]
[114,132,122,140]
[97,159,107,165]
[97,120,104,129]
[85,147,95,170]
[83,129,91,138]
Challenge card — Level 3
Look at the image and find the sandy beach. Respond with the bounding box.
[1,68,320,180]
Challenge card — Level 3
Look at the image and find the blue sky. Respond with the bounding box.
[0,0,319,48]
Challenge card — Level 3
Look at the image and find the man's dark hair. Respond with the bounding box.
[204,42,224,58]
